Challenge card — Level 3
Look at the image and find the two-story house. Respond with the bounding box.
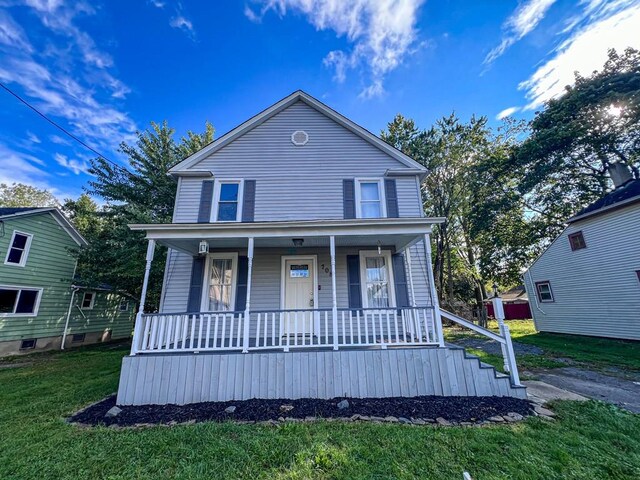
[116,91,525,405]
[0,207,135,355]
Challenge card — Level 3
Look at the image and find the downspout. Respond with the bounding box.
[61,286,80,350]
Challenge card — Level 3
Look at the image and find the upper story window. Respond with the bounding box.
[535,281,554,303]
[4,231,33,267]
[119,300,129,312]
[81,292,95,310]
[355,179,386,219]
[0,286,42,316]
[213,180,244,222]
[568,231,586,251]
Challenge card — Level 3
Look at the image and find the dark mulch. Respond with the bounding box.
[69,395,534,427]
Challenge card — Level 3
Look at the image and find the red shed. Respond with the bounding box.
[486,286,532,320]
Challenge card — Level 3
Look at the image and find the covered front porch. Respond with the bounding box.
[130,218,446,355]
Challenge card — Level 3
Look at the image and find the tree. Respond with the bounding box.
[513,47,640,239]
[382,114,534,317]
[0,183,60,208]
[76,121,214,310]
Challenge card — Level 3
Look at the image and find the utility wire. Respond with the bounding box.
[1,81,132,175]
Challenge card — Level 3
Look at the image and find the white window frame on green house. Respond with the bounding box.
[119,299,129,311]
[81,291,96,310]
[354,178,386,219]
[212,179,244,222]
[200,252,239,312]
[4,231,33,267]
[0,285,43,317]
[358,250,396,308]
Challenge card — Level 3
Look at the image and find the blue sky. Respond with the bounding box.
[1,0,638,200]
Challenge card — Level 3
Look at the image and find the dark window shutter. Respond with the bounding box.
[385,179,399,218]
[392,253,410,308]
[242,180,256,222]
[346,255,362,309]
[197,180,215,223]
[187,257,206,312]
[343,179,356,219]
[235,256,249,311]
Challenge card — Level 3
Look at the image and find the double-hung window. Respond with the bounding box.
[81,292,95,309]
[359,250,395,308]
[355,179,385,218]
[4,231,33,267]
[0,286,42,316]
[203,253,238,312]
[535,281,554,303]
[213,180,243,222]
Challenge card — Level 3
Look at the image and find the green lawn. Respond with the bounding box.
[445,320,640,373]
[1,343,639,479]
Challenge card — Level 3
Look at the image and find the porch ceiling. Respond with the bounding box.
[130,217,444,255]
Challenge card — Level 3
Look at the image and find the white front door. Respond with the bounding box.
[282,257,315,336]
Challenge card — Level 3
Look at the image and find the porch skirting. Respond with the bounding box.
[116,347,526,405]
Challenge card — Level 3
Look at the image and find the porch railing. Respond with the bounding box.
[131,306,439,355]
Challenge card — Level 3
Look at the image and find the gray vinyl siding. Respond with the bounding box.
[161,245,434,314]
[172,101,422,223]
[525,203,640,340]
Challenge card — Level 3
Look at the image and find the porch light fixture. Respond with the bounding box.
[292,238,304,247]
[198,240,209,255]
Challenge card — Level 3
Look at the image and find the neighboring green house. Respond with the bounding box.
[0,207,135,356]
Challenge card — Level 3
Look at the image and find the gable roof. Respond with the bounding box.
[168,90,428,175]
[569,179,640,223]
[0,207,88,247]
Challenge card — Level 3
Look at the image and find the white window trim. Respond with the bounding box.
[535,282,554,303]
[81,291,96,310]
[211,179,244,222]
[119,300,129,311]
[0,284,43,317]
[200,252,239,312]
[354,178,387,219]
[358,250,396,308]
[4,231,33,267]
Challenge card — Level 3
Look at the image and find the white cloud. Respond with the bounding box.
[54,153,91,175]
[0,2,137,163]
[519,0,640,109]
[149,0,166,8]
[496,106,520,120]
[170,15,194,33]
[26,131,41,143]
[149,1,196,39]
[485,0,557,65]
[246,0,426,98]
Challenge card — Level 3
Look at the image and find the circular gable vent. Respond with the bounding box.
[291,130,309,146]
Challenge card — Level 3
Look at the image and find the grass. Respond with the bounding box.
[1,343,639,479]
[445,319,640,373]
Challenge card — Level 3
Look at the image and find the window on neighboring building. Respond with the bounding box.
[4,231,33,267]
[119,300,129,311]
[81,292,95,309]
[569,231,586,251]
[214,180,243,222]
[355,179,385,219]
[535,281,554,303]
[204,254,237,311]
[0,287,41,316]
[359,250,395,308]
[20,339,36,350]
[72,333,85,343]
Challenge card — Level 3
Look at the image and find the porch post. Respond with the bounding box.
[330,235,339,350]
[131,239,155,355]
[242,237,254,353]
[423,234,445,347]
[404,247,417,307]
[492,295,510,372]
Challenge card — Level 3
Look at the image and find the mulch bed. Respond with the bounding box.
[69,395,533,427]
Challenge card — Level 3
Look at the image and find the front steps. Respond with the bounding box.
[117,346,526,406]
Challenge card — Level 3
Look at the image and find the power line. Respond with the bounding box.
[0,81,131,174]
